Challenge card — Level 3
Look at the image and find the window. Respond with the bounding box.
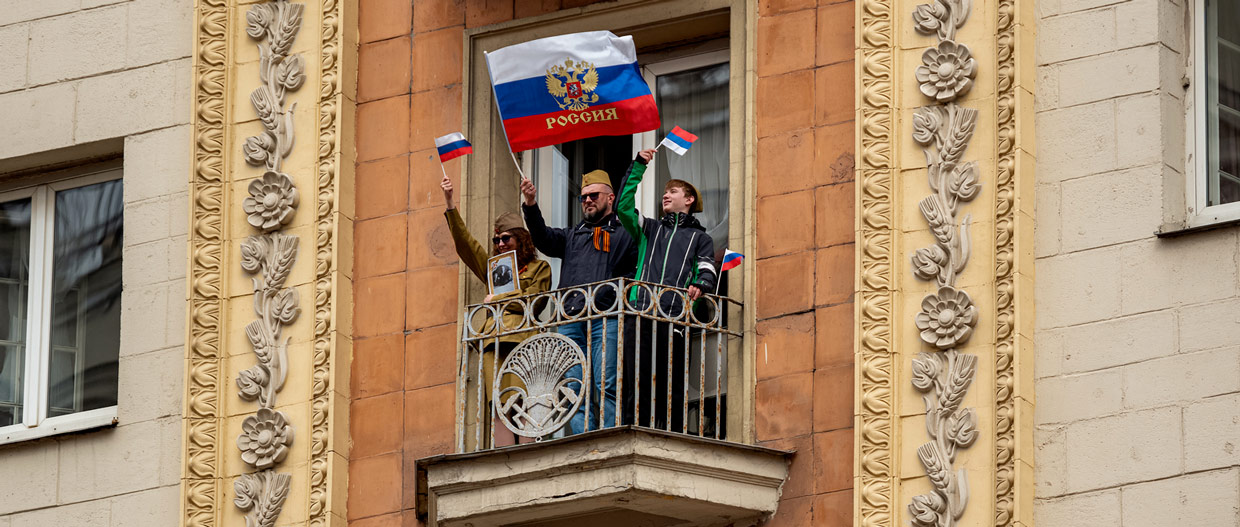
[524,47,731,291]
[0,167,122,444]
[1190,0,1240,226]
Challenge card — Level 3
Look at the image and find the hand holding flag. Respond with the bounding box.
[659,126,698,155]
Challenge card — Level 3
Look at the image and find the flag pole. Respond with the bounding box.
[483,51,527,182]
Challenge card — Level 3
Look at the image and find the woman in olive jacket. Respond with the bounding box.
[441,174,551,446]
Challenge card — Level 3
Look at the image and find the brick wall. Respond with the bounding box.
[0,0,192,524]
[751,0,855,525]
[348,0,856,524]
[1035,0,1240,523]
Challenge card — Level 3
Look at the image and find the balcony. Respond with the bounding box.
[415,279,792,527]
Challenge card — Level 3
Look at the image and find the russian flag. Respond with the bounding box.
[720,250,744,272]
[659,126,698,155]
[435,132,473,162]
[485,31,660,152]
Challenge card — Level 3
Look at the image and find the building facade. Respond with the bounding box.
[0,0,1234,526]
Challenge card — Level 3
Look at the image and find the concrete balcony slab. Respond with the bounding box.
[415,427,793,527]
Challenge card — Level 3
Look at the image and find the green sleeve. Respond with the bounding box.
[617,160,650,302]
[444,208,488,283]
[616,159,648,238]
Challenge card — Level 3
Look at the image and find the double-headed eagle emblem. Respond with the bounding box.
[546,58,599,112]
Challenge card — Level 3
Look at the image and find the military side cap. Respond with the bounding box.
[494,212,523,234]
[581,169,612,189]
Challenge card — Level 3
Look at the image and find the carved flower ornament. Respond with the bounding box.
[243,171,299,232]
[237,408,293,469]
[915,40,976,103]
[915,286,977,349]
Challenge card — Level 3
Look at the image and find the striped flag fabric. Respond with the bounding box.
[659,126,698,155]
[484,31,660,152]
[435,132,473,162]
[720,250,744,272]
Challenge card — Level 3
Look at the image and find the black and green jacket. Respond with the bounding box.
[616,157,717,315]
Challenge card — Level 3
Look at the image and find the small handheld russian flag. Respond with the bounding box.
[720,249,744,272]
[659,126,698,155]
[435,132,473,162]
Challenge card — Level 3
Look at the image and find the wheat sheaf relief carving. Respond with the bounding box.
[235,1,305,525]
[906,1,980,527]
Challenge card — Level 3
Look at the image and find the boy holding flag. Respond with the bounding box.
[616,147,717,432]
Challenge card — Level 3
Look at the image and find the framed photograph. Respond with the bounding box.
[487,251,520,298]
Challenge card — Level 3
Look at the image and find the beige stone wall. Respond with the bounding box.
[0,1,192,525]
[1035,0,1240,523]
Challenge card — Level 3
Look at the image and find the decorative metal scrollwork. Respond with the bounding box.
[494,332,589,438]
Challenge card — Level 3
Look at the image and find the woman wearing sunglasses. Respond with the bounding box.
[442,173,551,446]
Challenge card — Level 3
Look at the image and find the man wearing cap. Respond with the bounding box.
[616,148,717,432]
[520,169,638,434]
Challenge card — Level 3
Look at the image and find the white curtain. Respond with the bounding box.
[655,62,730,256]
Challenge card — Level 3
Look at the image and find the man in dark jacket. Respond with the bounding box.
[616,148,718,432]
[521,169,637,434]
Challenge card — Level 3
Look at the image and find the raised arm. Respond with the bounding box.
[616,150,654,238]
[520,177,568,258]
[443,208,489,283]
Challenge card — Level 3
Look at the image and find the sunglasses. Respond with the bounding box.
[491,234,514,245]
[579,191,610,203]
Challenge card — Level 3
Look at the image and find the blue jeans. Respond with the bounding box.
[559,318,619,434]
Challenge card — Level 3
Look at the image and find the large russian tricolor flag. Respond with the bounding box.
[485,31,661,152]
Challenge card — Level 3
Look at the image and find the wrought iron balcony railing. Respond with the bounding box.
[456,278,743,452]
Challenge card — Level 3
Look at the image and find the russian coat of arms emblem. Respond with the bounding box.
[545,58,600,112]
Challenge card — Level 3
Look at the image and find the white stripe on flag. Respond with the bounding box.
[486,31,638,84]
[660,137,688,155]
[435,132,467,148]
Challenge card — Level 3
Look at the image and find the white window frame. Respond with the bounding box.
[1188,0,1240,228]
[0,166,122,445]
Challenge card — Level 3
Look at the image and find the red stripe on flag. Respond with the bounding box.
[502,95,660,152]
[670,126,698,143]
[439,145,472,162]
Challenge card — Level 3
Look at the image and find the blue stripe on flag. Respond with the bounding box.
[667,133,693,149]
[493,63,651,120]
[436,140,471,156]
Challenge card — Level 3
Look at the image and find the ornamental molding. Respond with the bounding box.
[235,1,305,524]
[993,0,1022,524]
[309,0,346,522]
[184,0,228,525]
[185,0,349,525]
[906,1,980,526]
[857,0,897,527]
[858,0,1033,525]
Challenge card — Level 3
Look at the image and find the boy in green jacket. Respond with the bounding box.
[616,149,718,432]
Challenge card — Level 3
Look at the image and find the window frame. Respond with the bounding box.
[0,165,122,445]
[461,0,754,443]
[1188,0,1240,228]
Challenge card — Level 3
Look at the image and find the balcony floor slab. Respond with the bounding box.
[416,426,794,527]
